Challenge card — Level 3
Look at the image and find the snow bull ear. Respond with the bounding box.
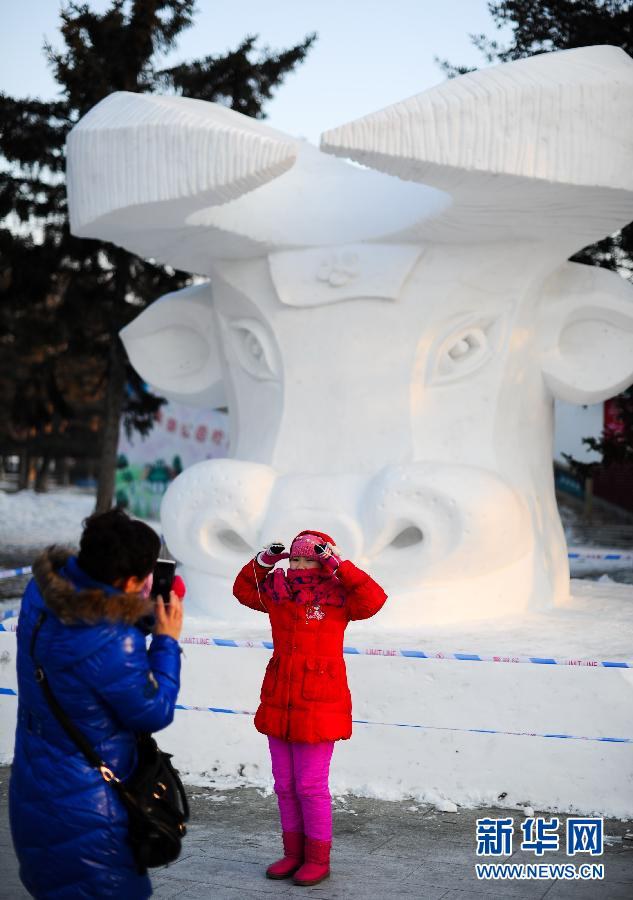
[120,282,226,409]
[66,90,297,248]
[538,263,633,404]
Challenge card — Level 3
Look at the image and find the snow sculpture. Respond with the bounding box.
[67,46,633,625]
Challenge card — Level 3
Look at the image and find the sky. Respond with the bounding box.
[0,0,512,143]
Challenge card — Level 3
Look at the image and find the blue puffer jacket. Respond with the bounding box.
[9,547,181,899]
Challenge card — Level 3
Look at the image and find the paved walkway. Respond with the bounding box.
[1,768,631,899]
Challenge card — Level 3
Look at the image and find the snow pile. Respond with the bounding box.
[0,489,160,559]
[183,577,633,664]
[1,488,632,817]
[0,489,95,555]
[155,579,633,817]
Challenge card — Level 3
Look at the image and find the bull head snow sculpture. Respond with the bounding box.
[67,46,633,625]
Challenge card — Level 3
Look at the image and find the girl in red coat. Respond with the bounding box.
[233,530,387,886]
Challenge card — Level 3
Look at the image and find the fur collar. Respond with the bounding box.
[32,546,152,626]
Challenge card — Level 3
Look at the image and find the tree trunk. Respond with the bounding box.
[17,450,30,491]
[55,456,71,486]
[95,337,127,513]
[34,455,51,493]
[583,476,594,522]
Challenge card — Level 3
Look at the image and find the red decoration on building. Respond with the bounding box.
[604,398,625,435]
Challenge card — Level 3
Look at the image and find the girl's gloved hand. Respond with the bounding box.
[314,542,343,573]
[257,542,290,567]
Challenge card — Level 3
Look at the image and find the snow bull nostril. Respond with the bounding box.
[216,529,253,553]
[361,462,533,600]
[389,526,424,549]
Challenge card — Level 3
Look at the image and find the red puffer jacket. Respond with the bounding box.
[233,559,387,743]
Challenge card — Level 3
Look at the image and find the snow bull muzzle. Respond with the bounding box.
[157,458,532,625]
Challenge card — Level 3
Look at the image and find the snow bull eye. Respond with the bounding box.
[426,315,505,385]
[448,331,483,360]
[226,317,279,381]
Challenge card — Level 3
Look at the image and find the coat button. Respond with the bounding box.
[288,703,293,709]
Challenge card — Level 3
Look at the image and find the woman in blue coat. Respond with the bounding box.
[9,508,183,899]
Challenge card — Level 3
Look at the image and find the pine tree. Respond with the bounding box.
[562,388,633,482]
[0,0,315,509]
[437,0,633,471]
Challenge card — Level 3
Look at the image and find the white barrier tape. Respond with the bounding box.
[171,701,632,743]
[1,617,630,669]
[180,635,633,669]
[569,549,633,563]
[0,566,32,580]
[0,688,630,743]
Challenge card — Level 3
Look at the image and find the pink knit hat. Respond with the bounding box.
[290,530,336,561]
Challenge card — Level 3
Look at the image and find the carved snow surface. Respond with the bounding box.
[66,91,299,254]
[69,123,451,270]
[321,46,633,246]
[538,263,633,405]
[65,46,633,624]
[119,282,226,409]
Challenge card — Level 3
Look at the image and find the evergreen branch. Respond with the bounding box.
[0,94,69,167]
[156,32,317,114]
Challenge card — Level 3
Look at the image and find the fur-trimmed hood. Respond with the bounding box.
[32,546,152,626]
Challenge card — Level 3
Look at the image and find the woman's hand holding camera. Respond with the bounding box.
[154,592,184,641]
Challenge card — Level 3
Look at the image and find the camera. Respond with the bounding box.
[269,542,285,555]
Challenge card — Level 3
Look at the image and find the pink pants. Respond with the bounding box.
[268,736,334,841]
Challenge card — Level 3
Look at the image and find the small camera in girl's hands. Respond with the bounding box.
[314,541,342,573]
[257,542,290,567]
[151,559,176,603]
[269,543,286,555]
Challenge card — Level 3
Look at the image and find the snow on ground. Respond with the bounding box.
[1,487,632,660]
[183,577,633,662]
[1,487,633,816]
[346,578,633,660]
[0,488,95,556]
[0,489,160,605]
[0,488,162,558]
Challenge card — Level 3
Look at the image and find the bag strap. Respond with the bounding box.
[30,610,122,785]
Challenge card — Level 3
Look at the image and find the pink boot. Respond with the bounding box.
[266,830,304,879]
[292,837,331,886]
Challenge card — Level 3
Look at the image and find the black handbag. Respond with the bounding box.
[30,611,189,873]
